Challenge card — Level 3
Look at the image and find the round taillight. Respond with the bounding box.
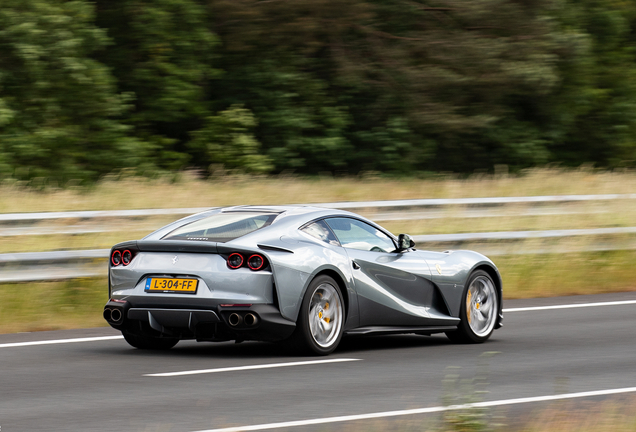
[227,253,244,269]
[111,250,122,266]
[247,254,264,271]
[122,250,132,265]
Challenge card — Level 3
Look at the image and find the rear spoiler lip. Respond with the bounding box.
[118,240,220,254]
[114,240,277,258]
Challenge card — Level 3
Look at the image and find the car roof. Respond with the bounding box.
[142,205,385,242]
[220,205,326,214]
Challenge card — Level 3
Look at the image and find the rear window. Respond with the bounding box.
[162,212,278,243]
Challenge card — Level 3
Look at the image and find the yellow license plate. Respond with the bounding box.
[145,277,198,293]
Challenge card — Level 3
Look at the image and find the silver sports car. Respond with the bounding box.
[104,206,503,354]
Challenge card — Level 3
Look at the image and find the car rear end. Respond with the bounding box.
[104,210,296,344]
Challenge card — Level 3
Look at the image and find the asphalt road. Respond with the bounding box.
[1,292,636,432]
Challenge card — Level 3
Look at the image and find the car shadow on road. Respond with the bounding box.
[336,333,452,354]
[97,333,453,359]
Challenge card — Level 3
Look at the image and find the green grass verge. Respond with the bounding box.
[2,250,635,334]
[0,278,108,333]
[335,396,636,431]
[497,249,636,298]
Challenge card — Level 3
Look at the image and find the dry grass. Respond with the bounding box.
[0,231,149,253]
[378,203,636,235]
[515,398,636,432]
[1,167,636,213]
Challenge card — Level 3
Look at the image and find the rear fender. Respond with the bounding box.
[267,243,356,324]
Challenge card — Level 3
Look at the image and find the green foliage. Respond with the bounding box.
[189,105,273,173]
[2,0,636,182]
[0,0,146,182]
[94,0,219,170]
[438,353,501,432]
[207,0,573,172]
[213,62,354,172]
[545,0,636,167]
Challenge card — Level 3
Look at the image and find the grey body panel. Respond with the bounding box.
[418,249,502,318]
[107,205,502,340]
[345,248,458,326]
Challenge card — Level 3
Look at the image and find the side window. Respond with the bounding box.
[300,220,340,246]
[325,217,396,253]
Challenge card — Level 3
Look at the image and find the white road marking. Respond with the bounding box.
[0,335,123,348]
[145,358,361,377]
[503,299,636,312]
[193,386,636,432]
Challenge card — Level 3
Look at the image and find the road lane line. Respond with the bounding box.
[0,335,123,348]
[2,299,634,348]
[503,299,636,312]
[145,358,362,377]
[193,386,636,432]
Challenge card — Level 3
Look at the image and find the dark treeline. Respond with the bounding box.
[1,0,636,182]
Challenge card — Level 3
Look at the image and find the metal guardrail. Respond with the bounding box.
[1,193,635,222]
[0,249,109,283]
[318,193,636,209]
[413,227,636,242]
[3,226,636,283]
[0,208,209,222]
[2,193,636,282]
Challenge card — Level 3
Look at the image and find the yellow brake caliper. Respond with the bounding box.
[467,290,472,324]
[323,302,330,323]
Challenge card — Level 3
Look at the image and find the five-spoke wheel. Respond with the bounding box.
[292,275,344,355]
[446,270,498,343]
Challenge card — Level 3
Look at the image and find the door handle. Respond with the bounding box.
[352,260,360,270]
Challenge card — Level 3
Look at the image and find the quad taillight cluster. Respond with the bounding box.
[227,253,267,271]
[111,249,136,266]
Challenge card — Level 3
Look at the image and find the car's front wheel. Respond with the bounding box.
[446,270,498,343]
[122,331,179,350]
[291,275,345,355]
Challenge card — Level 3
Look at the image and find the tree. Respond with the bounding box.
[94,0,219,170]
[545,0,636,167]
[0,0,145,182]
[189,105,273,173]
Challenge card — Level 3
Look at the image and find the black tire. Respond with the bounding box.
[122,331,179,350]
[290,275,345,355]
[446,270,498,344]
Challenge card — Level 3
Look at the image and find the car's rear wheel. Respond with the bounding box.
[122,331,179,350]
[446,270,498,344]
[291,275,344,355]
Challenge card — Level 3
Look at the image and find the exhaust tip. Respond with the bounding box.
[104,307,124,324]
[244,313,258,327]
[110,308,122,323]
[228,313,242,327]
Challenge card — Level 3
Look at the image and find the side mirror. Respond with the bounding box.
[397,234,415,252]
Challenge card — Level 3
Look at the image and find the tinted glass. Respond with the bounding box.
[325,217,395,253]
[301,220,340,246]
[163,212,277,243]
